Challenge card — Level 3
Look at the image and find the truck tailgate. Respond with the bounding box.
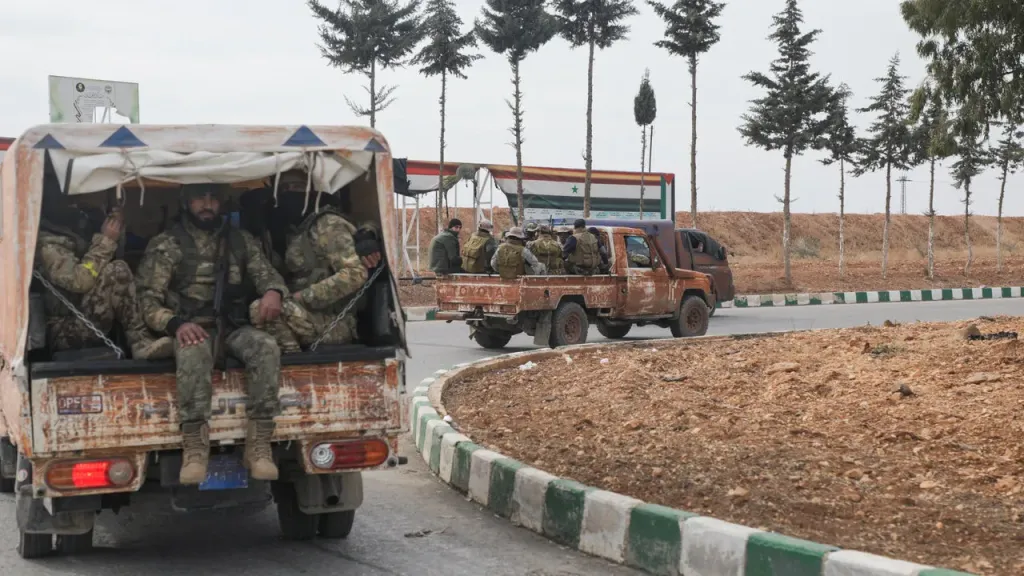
[28,348,404,455]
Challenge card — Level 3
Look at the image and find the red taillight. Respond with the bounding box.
[309,439,390,470]
[72,461,111,488]
[46,459,135,490]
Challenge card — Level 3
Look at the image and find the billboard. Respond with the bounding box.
[48,75,140,124]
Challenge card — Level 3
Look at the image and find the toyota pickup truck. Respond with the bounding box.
[0,124,409,558]
[434,226,713,348]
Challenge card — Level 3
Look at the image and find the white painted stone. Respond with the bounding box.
[579,490,642,563]
[866,292,880,303]
[888,290,901,302]
[910,290,922,302]
[413,406,438,449]
[511,467,557,533]
[747,295,761,307]
[419,377,436,387]
[951,288,963,300]
[438,432,470,483]
[992,288,1003,299]
[797,293,811,305]
[408,397,429,432]
[844,292,857,304]
[680,516,761,576]
[420,418,446,461]
[930,289,942,300]
[411,385,429,397]
[467,449,503,506]
[772,294,786,306]
[823,550,929,576]
[433,368,449,376]
[818,292,835,305]
[719,300,734,308]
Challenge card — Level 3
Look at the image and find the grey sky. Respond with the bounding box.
[0,0,1017,217]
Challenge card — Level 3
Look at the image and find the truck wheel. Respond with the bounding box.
[550,302,589,348]
[274,483,319,541]
[318,510,355,539]
[0,437,14,493]
[18,532,52,559]
[56,530,93,555]
[0,476,12,493]
[596,321,632,339]
[671,295,709,338]
[473,330,512,349]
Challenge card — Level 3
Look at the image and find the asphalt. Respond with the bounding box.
[1,299,1018,575]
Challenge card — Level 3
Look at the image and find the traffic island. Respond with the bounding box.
[409,320,1024,575]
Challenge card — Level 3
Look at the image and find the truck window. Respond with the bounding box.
[625,235,652,268]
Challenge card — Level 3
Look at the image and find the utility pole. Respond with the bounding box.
[897,174,910,215]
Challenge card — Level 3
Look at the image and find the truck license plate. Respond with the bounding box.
[199,454,249,491]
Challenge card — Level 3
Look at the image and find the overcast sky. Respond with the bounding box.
[1,0,1019,217]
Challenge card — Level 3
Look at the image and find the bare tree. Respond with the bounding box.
[820,84,857,279]
[908,79,956,279]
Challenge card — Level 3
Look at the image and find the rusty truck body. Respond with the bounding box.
[0,124,409,557]
[434,226,712,348]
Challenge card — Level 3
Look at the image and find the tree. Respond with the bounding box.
[413,0,482,232]
[309,0,422,128]
[738,0,833,286]
[555,0,639,217]
[634,69,657,219]
[477,0,558,223]
[909,79,957,279]
[854,53,913,280]
[648,0,725,228]
[819,84,857,279]
[950,121,986,276]
[988,122,1023,271]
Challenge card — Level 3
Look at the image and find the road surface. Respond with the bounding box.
[1,299,1015,575]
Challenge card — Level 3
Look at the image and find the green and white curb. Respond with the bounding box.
[730,286,1024,308]
[405,306,438,321]
[409,340,976,576]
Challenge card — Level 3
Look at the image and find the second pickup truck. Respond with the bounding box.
[435,226,713,348]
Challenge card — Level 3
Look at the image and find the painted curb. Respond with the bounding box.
[409,338,977,576]
[406,286,1023,321]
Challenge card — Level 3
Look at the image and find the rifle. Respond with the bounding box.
[211,219,231,370]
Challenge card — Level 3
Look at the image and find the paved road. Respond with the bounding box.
[1,299,1016,575]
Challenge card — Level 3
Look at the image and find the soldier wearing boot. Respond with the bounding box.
[136,183,288,485]
[35,196,172,359]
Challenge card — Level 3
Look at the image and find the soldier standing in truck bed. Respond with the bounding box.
[526,224,565,275]
[561,219,600,275]
[491,227,546,279]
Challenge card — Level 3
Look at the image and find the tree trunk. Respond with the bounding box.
[882,162,892,279]
[689,56,698,228]
[783,151,793,285]
[511,59,525,223]
[838,158,845,279]
[964,179,973,276]
[639,125,647,219]
[997,161,1008,272]
[583,37,595,217]
[436,71,447,234]
[648,124,655,214]
[369,59,377,129]
[927,157,935,279]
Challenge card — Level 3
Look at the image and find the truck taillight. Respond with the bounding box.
[46,459,135,490]
[310,439,390,470]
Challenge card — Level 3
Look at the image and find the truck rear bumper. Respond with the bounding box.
[435,311,467,321]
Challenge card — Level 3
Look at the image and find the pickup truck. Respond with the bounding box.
[0,124,409,558]
[434,226,713,348]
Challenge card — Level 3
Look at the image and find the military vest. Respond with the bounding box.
[461,231,492,273]
[570,230,599,272]
[168,222,249,325]
[285,207,362,313]
[495,243,526,280]
[528,235,564,274]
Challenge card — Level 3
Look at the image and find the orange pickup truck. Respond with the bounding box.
[434,226,713,348]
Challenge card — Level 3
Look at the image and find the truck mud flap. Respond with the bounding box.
[16,489,95,535]
[533,312,553,347]
[289,471,363,514]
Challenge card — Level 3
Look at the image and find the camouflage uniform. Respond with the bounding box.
[36,222,159,356]
[136,217,288,423]
[490,228,546,279]
[251,208,368,351]
[527,230,565,275]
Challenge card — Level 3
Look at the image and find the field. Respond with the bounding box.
[397,209,1024,307]
[443,318,1024,575]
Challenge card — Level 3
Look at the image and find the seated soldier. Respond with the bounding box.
[36,194,172,359]
[526,224,565,274]
[491,227,547,279]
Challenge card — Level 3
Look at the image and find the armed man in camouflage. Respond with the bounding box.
[136,183,289,485]
[491,227,546,279]
[561,219,601,275]
[35,194,172,359]
[526,224,565,275]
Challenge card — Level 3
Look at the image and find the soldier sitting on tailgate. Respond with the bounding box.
[249,172,382,354]
[561,219,600,275]
[526,224,565,275]
[491,227,547,279]
[460,220,498,274]
[35,191,172,360]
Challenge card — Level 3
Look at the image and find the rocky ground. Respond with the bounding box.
[444,318,1024,575]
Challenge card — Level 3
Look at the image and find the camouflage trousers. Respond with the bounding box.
[174,325,281,423]
[249,299,357,353]
[47,260,149,351]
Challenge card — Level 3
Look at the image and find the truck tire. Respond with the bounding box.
[550,302,589,348]
[0,437,14,493]
[473,330,512,349]
[596,321,632,339]
[318,510,355,539]
[56,530,93,554]
[275,484,319,541]
[18,532,52,559]
[671,295,709,338]
[0,476,12,494]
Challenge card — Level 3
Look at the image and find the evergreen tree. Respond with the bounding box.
[633,69,657,219]
[854,53,913,280]
[476,0,558,223]
[908,79,957,279]
[413,0,482,231]
[950,123,986,275]
[819,84,857,279]
[556,0,638,217]
[738,0,833,286]
[309,0,422,128]
[987,123,1023,271]
[648,0,725,228]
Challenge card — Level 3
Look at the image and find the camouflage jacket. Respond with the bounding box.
[35,224,117,320]
[285,212,368,312]
[136,218,287,333]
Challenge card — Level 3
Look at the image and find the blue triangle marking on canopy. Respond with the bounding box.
[282,125,326,147]
[33,134,65,149]
[364,138,387,153]
[99,126,146,148]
